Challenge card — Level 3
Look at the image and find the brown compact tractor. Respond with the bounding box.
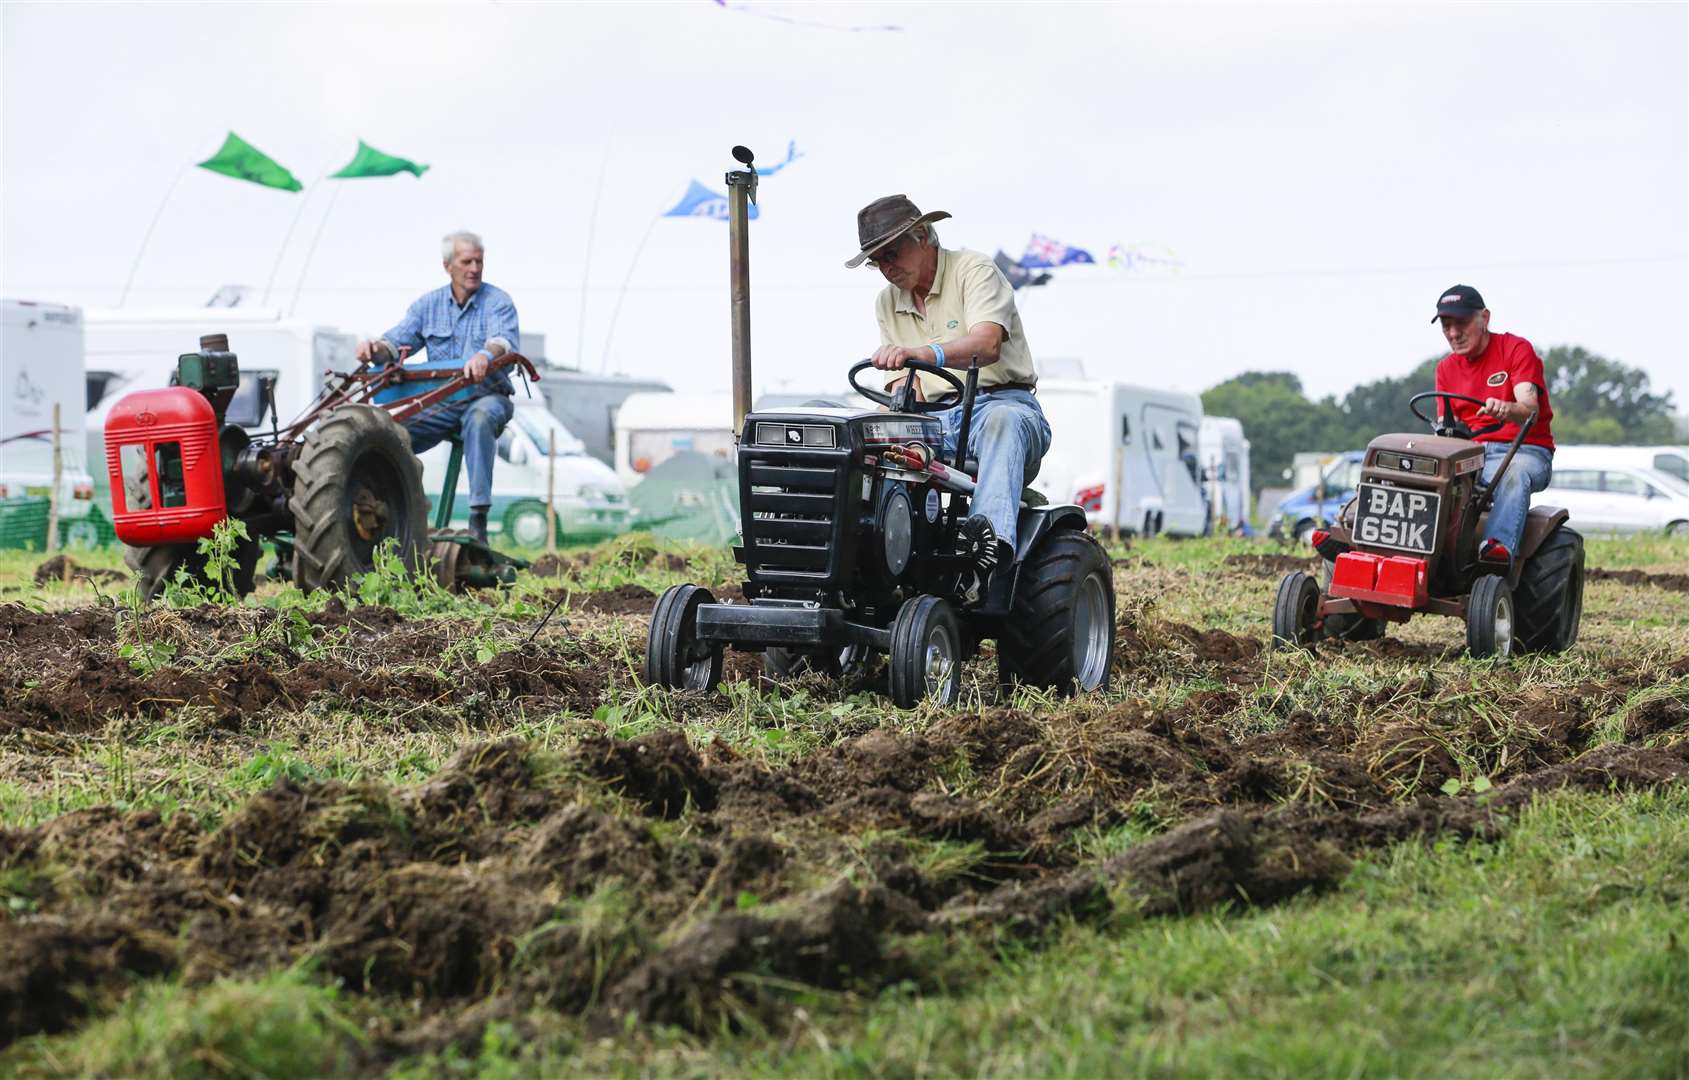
[1272,391,1584,659]
[105,333,538,598]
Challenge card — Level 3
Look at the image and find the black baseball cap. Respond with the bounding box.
[1431,284,1486,322]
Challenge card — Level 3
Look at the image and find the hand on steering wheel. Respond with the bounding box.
[1408,391,1505,440]
[849,358,967,414]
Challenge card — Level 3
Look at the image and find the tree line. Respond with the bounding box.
[1202,346,1686,493]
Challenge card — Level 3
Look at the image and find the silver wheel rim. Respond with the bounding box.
[1494,592,1514,658]
[923,622,956,699]
[511,510,547,547]
[1073,572,1111,690]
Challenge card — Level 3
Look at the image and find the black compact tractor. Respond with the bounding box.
[1271,391,1584,659]
[644,360,1116,706]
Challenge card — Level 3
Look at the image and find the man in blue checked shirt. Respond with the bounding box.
[356,230,519,544]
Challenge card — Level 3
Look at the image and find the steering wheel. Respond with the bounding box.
[848,358,968,414]
[1408,391,1505,440]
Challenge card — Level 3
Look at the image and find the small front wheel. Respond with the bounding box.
[644,584,723,691]
[888,595,962,708]
[1271,570,1321,649]
[1466,574,1515,659]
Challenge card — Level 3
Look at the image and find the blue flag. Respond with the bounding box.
[1022,233,1095,268]
[663,179,759,220]
[755,140,805,177]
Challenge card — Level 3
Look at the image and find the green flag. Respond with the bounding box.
[196,132,303,192]
[331,140,430,179]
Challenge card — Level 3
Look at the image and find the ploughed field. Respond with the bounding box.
[2,534,1687,1075]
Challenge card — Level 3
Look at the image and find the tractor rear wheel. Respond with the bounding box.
[889,595,962,707]
[125,536,260,602]
[644,584,723,691]
[289,405,429,593]
[1513,526,1584,654]
[997,530,1115,695]
[1271,570,1321,649]
[1466,574,1515,659]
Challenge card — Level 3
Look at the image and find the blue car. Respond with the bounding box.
[1271,451,1366,543]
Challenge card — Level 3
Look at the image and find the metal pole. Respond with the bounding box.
[118,163,189,306]
[287,182,344,318]
[545,429,558,555]
[46,403,61,554]
[725,172,753,434]
[576,122,616,367]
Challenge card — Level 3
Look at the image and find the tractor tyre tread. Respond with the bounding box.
[1513,526,1584,654]
[1271,570,1320,649]
[889,594,961,708]
[997,529,1115,695]
[1466,574,1513,659]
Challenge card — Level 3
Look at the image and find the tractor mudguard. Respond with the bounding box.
[1013,504,1089,562]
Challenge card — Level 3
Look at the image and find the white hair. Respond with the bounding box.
[442,230,484,262]
[913,222,939,247]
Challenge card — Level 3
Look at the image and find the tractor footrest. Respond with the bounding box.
[695,601,890,651]
[1329,551,1428,610]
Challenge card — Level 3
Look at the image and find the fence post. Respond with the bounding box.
[46,402,62,555]
[545,430,557,555]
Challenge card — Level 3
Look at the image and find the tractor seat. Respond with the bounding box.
[1472,504,1569,558]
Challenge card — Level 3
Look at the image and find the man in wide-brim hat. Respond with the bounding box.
[849,194,1051,600]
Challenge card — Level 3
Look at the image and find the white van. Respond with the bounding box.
[1,299,100,543]
[613,391,736,487]
[1551,445,1689,486]
[1032,379,1209,536]
[415,398,632,547]
[1198,416,1253,530]
[84,308,354,504]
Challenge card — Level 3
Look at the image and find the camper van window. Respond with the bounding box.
[87,371,124,412]
[1654,454,1689,483]
[224,370,279,428]
[1151,430,1164,451]
[1120,416,1131,444]
[154,443,188,508]
[119,443,152,511]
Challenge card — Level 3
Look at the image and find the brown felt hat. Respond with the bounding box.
[845,194,951,269]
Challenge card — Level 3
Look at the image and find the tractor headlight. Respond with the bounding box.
[880,487,913,576]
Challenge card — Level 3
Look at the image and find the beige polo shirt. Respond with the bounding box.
[875,246,1036,401]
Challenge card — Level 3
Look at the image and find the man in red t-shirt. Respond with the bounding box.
[1431,284,1555,565]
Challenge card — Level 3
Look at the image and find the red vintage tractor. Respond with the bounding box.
[1271,391,1584,659]
[106,333,539,598]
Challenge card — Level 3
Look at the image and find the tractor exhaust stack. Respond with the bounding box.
[726,145,758,434]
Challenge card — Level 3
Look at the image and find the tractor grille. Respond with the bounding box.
[741,445,849,583]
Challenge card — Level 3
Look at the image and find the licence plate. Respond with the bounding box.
[1353,482,1440,555]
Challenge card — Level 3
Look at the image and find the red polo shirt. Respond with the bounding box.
[1433,332,1555,450]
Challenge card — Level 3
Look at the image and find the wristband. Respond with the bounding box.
[930,343,946,368]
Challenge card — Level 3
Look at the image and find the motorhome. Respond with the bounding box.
[1031,379,1209,537]
[84,308,355,504]
[537,366,671,468]
[1,299,100,544]
[1198,416,1253,530]
[613,391,736,487]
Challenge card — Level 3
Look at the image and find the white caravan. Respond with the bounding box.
[613,391,736,487]
[84,308,355,501]
[1198,416,1253,530]
[413,397,632,547]
[1031,380,1209,537]
[1,299,100,542]
[1551,445,1689,486]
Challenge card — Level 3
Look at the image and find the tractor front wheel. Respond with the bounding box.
[1271,570,1321,649]
[889,595,962,708]
[1513,526,1584,654]
[289,405,429,593]
[1466,574,1515,659]
[644,584,723,691]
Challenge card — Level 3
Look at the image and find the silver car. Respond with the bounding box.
[1540,464,1689,536]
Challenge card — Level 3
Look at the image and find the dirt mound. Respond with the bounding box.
[575,583,657,615]
[1587,567,1689,593]
[32,556,128,587]
[0,604,116,650]
[1625,696,1689,741]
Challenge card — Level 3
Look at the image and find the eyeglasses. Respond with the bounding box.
[866,237,908,267]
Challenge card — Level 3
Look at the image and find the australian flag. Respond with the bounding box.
[1021,233,1094,268]
[994,250,1052,290]
[663,179,760,220]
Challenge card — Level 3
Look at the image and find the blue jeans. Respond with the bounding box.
[403,392,513,509]
[1481,443,1552,555]
[934,389,1052,549]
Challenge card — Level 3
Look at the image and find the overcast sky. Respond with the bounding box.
[3,1,1685,411]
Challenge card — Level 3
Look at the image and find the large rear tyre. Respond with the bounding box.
[289,405,429,593]
[1271,570,1321,649]
[889,595,962,708]
[1466,574,1515,659]
[644,584,723,692]
[125,536,259,602]
[998,530,1115,695]
[1513,526,1584,654]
